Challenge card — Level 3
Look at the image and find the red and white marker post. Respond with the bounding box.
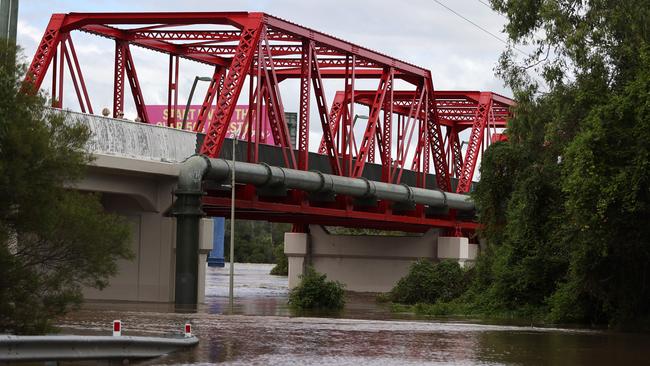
[184,323,192,338]
[113,320,122,337]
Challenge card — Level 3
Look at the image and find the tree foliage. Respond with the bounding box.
[470,0,650,326]
[0,45,132,334]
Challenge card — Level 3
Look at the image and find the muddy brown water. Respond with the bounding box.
[53,263,650,365]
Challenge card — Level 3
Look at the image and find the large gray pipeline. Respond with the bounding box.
[203,157,475,211]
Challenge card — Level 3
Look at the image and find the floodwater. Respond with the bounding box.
[56,263,650,365]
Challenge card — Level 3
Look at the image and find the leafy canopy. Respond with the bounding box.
[469,0,650,327]
[0,45,132,334]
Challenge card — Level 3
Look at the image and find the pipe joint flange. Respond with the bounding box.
[400,183,416,204]
[268,166,287,187]
[259,163,287,188]
[312,170,334,193]
[360,177,377,199]
[258,162,274,186]
[437,188,448,207]
[197,154,212,172]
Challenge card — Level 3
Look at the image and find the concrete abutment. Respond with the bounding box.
[285,225,479,292]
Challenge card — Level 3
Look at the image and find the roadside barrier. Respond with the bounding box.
[0,323,198,362]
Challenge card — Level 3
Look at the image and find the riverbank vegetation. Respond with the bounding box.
[389,1,650,329]
[388,260,468,305]
[223,219,290,275]
[288,267,345,310]
[0,45,132,334]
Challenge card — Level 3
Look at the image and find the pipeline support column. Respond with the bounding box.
[172,189,204,307]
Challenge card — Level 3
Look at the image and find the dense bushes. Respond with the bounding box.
[288,267,345,310]
[389,259,467,305]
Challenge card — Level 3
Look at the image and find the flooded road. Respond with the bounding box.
[58,263,650,365]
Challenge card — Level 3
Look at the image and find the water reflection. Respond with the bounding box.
[54,263,650,365]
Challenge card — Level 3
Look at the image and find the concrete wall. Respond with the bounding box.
[285,225,480,293]
[76,154,212,304]
[286,226,440,293]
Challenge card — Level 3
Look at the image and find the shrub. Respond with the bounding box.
[288,267,345,310]
[389,259,466,305]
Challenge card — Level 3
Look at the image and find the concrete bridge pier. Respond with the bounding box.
[285,225,478,292]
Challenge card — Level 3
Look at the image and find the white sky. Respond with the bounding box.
[16,0,515,160]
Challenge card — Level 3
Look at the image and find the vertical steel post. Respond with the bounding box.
[381,68,394,182]
[57,38,65,108]
[247,62,254,162]
[113,41,125,118]
[167,54,179,127]
[298,40,312,171]
[51,47,58,107]
[229,138,236,312]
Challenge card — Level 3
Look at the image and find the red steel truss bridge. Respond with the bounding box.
[24,12,515,235]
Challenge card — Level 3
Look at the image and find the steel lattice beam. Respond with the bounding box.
[200,17,264,157]
[456,92,493,193]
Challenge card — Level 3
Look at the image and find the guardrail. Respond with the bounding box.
[0,321,198,362]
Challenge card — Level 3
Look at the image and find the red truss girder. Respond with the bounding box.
[456,92,492,193]
[23,11,515,227]
[348,89,514,191]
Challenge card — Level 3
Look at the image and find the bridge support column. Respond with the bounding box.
[284,232,310,289]
[437,236,479,267]
[285,225,439,292]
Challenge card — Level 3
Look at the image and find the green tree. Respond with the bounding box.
[471,1,650,326]
[0,45,132,334]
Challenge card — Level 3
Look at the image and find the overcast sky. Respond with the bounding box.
[16,0,514,153]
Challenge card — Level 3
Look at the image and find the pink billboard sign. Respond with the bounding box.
[145,105,273,144]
